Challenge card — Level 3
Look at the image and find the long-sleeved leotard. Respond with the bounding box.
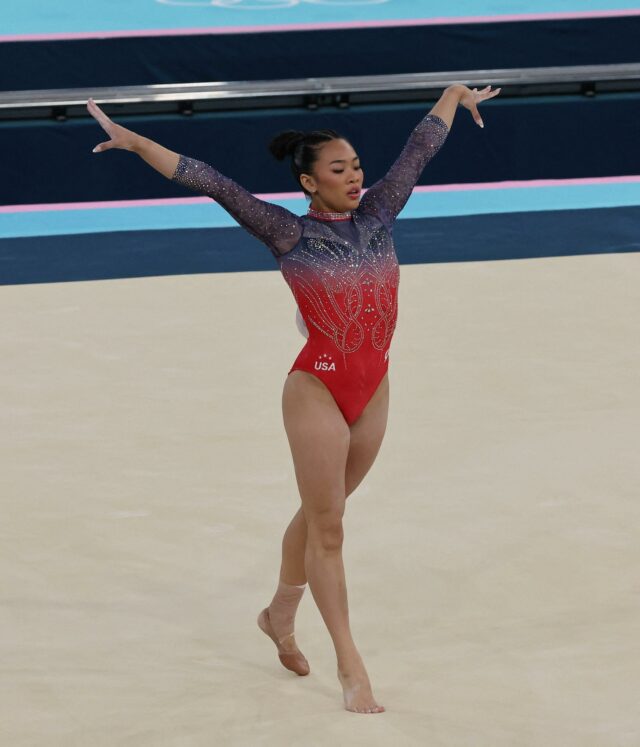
[172,112,449,424]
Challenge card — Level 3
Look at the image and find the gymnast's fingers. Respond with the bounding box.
[87,98,114,134]
[92,140,115,154]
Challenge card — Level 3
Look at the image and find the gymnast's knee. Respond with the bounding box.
[306,507,345,552]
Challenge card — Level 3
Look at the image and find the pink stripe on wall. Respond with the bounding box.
[413,175,640,193]
[0,197,211,214]
[2,9,640,42]
[0,192,305,214]
[2,176,640,214]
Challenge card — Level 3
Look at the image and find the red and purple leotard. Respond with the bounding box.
[172,112,449,425]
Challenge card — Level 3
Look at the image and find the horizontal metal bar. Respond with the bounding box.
[1,63,640,110]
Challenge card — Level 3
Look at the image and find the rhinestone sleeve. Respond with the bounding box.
[357,113,449,225]
[171,155,303,257]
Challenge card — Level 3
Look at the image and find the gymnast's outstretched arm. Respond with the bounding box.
[358,84,500,224]
[86,98,303,257]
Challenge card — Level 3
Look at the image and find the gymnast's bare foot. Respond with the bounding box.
[337,656,385,714]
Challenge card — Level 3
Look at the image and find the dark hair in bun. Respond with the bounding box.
[268,128,345,197]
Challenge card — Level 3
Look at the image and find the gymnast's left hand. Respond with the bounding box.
[457,85,501,128]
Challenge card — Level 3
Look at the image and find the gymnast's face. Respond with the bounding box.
[300,138,364,213]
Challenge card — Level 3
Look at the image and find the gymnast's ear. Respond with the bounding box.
[299,173,316,194]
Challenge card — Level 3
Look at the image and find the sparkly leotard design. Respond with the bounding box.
[172,112,449,424]
[277,211,401,422]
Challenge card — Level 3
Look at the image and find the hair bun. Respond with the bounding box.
[268,130,305,161]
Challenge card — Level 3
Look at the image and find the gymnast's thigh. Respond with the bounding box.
[345,373,390,498]
[281,370,351,518]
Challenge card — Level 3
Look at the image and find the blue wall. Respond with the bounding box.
[1,16,639,90]
[3,95,640,206]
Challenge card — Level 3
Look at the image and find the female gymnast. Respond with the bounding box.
[87,83,500,714]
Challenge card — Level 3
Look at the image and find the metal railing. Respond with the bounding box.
[1,63,639,120]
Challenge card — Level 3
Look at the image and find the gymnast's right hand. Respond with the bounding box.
[87,97,139,153]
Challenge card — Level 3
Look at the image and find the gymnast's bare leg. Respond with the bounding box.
[279,372,389,588]
[268,370,388,713]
